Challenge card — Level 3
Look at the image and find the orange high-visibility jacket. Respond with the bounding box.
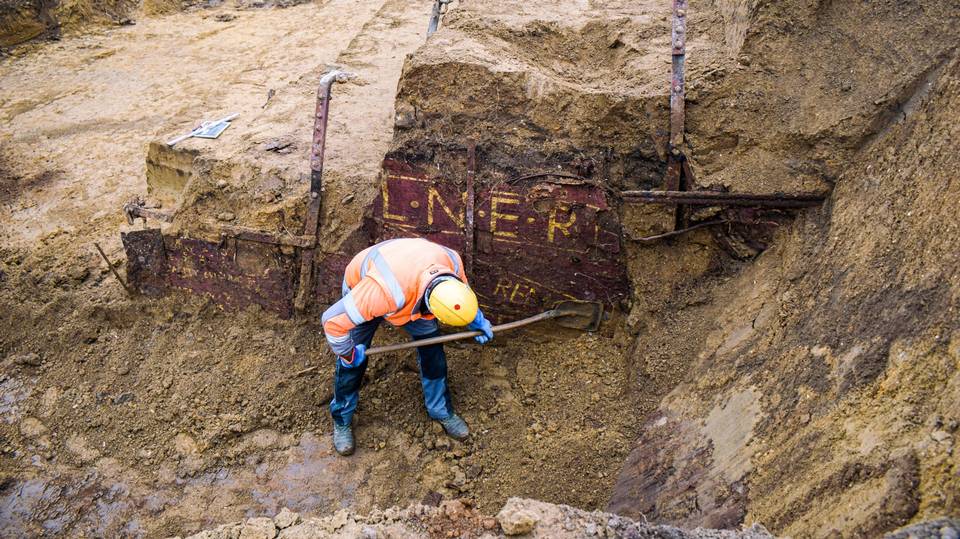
[321,238,467,357]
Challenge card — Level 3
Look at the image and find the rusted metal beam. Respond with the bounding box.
[664,157,682,193]
[218,225,315,248]
[664,0,689,228]
[621,190,826,208]
[295,69,355,312]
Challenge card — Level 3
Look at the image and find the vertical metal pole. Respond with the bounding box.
[310,84,334,197]
[665,0,687,193]
[427,0,442,36]
[464,141,476,277]
[665,0,688,227]
[669,0,687,156]
[295,70,353,312]
[427,0,452,38]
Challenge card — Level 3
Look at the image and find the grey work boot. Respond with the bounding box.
[333,423,355,456]
[438,414,469,441]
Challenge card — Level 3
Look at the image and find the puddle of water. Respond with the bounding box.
[249,432,351,515]
[0,431,363,537]
[0,376,34,424]
[0,472,115,537]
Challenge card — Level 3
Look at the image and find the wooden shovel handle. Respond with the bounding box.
[364,309,563,357]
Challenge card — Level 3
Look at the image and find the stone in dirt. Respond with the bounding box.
[497,498,539,535]
[273,508,300,529]
[10,352,42,366]
[239,517,276,539]
[186,498,775,538]
[441,499,467,519]
[19,417,47,437]
[324,510,350,533]
[113,392,136,405]
[883,518,960,539]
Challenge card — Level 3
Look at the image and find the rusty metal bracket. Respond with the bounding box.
[294,69,355,312]
[123,199,173,225]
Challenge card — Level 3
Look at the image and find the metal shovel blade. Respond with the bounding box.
[551,300,604,331]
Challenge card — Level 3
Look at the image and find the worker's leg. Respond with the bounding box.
[403,318,454,420]
[329,318,381,426]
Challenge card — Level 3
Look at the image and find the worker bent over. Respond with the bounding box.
[321,238,494,456]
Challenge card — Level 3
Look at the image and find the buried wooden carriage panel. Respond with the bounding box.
[122,158,629,322]
[122,229,299,317]
[375,158,628,322]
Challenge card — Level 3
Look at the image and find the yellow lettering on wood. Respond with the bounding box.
[509,283,537,305]
[493,277,513,299]
[491,196,520,238]
[427,187,463,227]
[548,204,577,243]
[382,178,407,222]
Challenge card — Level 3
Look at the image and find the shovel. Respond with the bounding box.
[364,300,603,357]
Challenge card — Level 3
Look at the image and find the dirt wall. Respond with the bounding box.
[0,0,140,46]
[385,0,960,536]
[688,0,959,194]
[611,38,960,539]
[1,0,61,45]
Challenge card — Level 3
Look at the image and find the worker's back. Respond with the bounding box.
[343,238,465,325]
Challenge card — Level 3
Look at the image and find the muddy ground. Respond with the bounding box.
[0,2,649,536]
[1,0,959,537]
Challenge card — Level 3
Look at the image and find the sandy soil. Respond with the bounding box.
[0,4,652,536]
[611,33,960,539]
[0,0,422,250]
[2,0,959,537]
[386,0,960,536]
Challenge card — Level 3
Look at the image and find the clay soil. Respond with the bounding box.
[0,1,649,537]
[2,0,960,537]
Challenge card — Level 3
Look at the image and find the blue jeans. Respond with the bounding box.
[329,317,454,426]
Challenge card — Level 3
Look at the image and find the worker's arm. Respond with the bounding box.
[321,278,396,366]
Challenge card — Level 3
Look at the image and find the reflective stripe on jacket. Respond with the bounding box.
[321,238,467,357]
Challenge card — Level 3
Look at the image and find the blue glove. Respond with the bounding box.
[339,344,366,369]
[467,310,493,344]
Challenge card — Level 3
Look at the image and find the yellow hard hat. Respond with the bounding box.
[428,278,478,326]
